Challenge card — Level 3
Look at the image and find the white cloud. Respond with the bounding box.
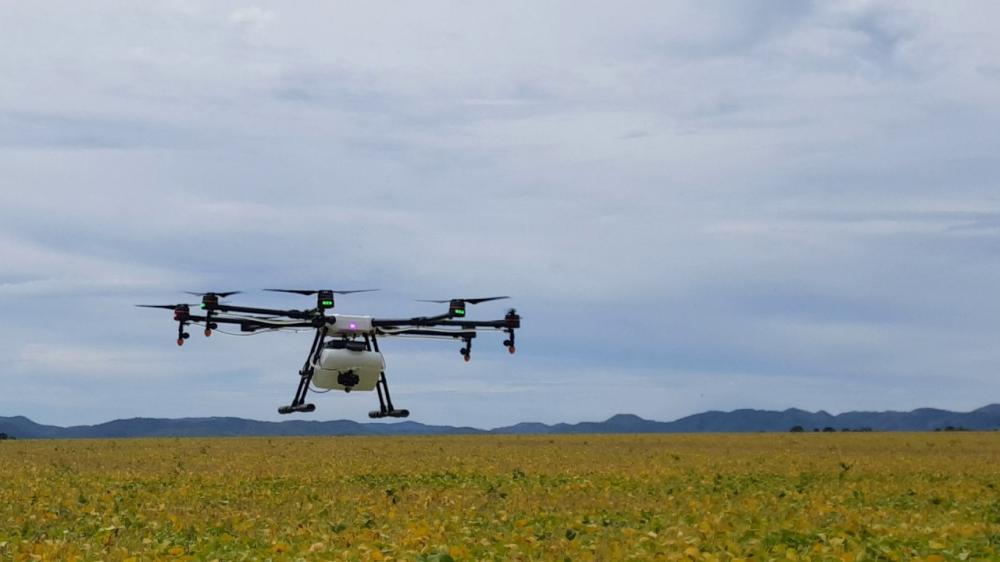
[228,6,275,32]
[1,2,1000,425]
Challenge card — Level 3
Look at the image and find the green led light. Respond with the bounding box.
[454,308,466,316]
[321,300,334,307]
[200,303,206,309]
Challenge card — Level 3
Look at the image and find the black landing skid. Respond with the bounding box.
[367,334,408,419]
[278,327,325,414]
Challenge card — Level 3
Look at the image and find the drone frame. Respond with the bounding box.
[140,291,520,418]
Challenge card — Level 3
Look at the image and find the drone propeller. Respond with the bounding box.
[417,296,510,305]
[264,288,378,311]
[181,292,240,336]
[417,296,510,318]
[137,304,194,344]
[264,289,378,296]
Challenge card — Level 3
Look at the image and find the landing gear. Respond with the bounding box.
[367,334,409,419]
[367,369,410,418]
[369,408,409,419]
[278,403,316,414]
[277,331,410,417]
[277,326,327,415]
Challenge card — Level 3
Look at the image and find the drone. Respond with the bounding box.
[138,290,520,418]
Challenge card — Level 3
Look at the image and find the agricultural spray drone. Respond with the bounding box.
[138,290,520,418]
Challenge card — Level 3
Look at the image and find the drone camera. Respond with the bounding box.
[337,371,360,388]
[318,290,335,310]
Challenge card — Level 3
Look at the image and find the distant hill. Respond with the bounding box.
[2,405,998,439]
[490,405,1000,434]
[0,415,486,439]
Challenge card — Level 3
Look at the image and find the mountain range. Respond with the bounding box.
[2,404,999,439]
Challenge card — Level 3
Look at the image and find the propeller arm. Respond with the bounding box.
[211,303,314,319]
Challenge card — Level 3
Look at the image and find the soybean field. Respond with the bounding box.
[1,433,999,561]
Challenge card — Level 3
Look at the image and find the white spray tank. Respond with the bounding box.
[311,343,384,392]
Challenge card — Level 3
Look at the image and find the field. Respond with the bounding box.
[1,433,999,561]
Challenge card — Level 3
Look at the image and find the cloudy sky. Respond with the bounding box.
[2,1,999,428]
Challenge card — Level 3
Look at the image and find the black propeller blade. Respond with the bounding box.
[136,304,191,310]
[417,296,510,304]
[185,291,242,298]
[466,296,510,304]
[264,288,378,311]
[264,289,316,296]
[264,289,379,295]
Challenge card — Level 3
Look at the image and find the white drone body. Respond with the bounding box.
[325,314,375,336]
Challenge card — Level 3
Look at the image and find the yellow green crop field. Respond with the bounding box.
[2,433,999,561]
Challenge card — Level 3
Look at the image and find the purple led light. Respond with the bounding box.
[349,322,357,330]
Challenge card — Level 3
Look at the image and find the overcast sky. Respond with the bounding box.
[2,1,999,428]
